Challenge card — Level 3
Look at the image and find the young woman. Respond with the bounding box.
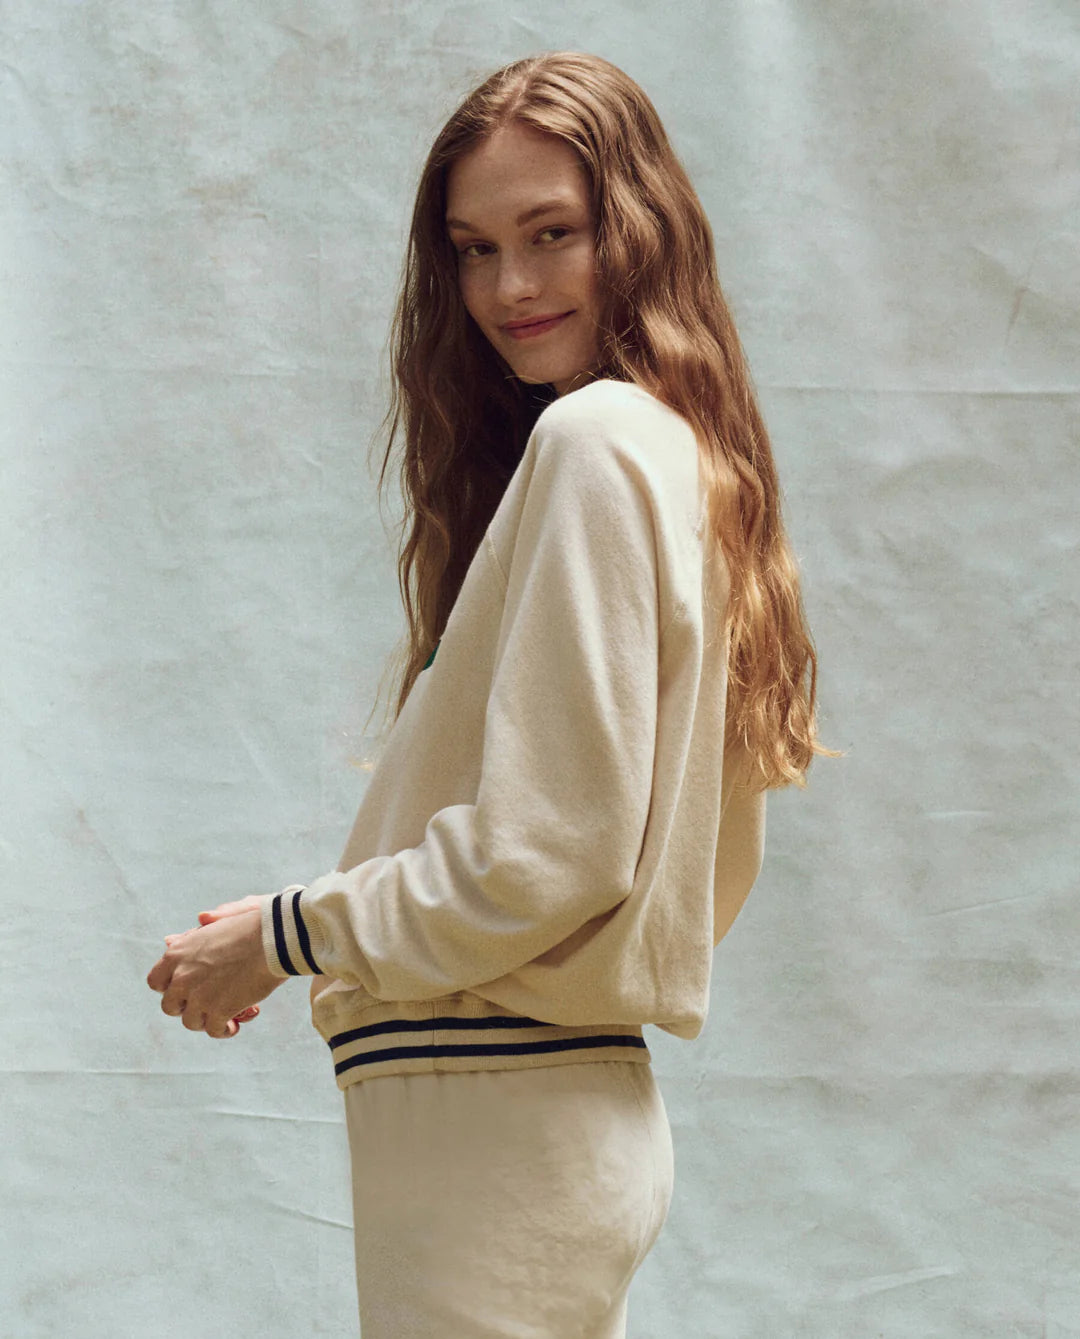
[148,50,837,1336]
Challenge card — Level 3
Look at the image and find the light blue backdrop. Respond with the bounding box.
[2,1,1077,1334]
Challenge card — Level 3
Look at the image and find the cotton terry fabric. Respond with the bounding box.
[257,378,768,1093]
[343,1059,675,1338]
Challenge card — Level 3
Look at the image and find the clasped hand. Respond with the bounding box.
[146,896,286,1039]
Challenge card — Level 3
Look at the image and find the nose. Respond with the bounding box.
[493,249,542,306]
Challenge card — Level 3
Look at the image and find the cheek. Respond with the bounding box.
[566,245,599,305]
[455,268,473,307]
[457,277,488,328]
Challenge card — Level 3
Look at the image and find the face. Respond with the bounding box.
[445,122,602,398]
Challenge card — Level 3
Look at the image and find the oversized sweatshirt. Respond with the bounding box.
[259,377,767,1090]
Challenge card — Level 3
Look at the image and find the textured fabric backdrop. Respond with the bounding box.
[2,1,1077,1334]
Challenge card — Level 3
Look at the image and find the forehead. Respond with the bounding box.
[445,123,589,220]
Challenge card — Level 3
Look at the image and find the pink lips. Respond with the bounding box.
[504,311,573,339]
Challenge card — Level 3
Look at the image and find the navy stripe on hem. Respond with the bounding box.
[326,1013,648,1076]
[328,1011,559,1050]
[333,1033,647,1077]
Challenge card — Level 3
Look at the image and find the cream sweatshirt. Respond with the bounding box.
[259,378,767,1089]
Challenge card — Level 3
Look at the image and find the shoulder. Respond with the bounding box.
[530,378,701,514]
[534,377,694,448]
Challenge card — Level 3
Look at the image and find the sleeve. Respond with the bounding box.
[259,416,665,996]
[712,783,767,947]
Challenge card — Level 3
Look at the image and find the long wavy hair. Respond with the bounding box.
[360,50,841,791]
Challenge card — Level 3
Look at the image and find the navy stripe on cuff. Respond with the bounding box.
[290,887,321,974]
[271,892,298,975]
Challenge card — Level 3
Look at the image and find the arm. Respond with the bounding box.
[260,418,667,1000]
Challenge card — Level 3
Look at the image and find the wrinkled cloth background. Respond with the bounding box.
[2,2,1077,1335]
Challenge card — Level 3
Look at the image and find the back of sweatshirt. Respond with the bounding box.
[260,378,767,1088]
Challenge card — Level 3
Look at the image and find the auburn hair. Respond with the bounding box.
[361,51,841,791]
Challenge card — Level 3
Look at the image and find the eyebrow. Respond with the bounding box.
[445,197,580,233]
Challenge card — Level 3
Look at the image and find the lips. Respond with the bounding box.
[503,311,574,340]
[503,311,572,331]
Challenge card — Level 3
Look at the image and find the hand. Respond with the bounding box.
[163,897,268,1036]
[147,907,286,1039]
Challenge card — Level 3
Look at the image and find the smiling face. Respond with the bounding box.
[445,122,603,398]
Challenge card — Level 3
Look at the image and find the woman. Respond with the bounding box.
[147,50,838,1336]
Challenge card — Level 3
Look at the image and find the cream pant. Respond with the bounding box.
[344,1059,674,1337]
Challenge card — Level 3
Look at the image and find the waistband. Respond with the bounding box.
[318,999,651,1090]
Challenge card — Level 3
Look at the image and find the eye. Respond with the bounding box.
[455,226,573,259]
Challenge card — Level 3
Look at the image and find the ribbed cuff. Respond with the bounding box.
[261,883,324,977]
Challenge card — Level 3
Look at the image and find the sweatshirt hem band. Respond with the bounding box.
[324,1010,650,1087]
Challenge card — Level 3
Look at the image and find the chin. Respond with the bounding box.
[514,356,581,380]
[508,367,559,387]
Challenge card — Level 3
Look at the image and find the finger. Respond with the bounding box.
[147,956,174,994]
[199,906,254,923]
[198,895,262,925]
[182,1006,208,1032]
[206,1016,237,1040]
[161,991,185,1017]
